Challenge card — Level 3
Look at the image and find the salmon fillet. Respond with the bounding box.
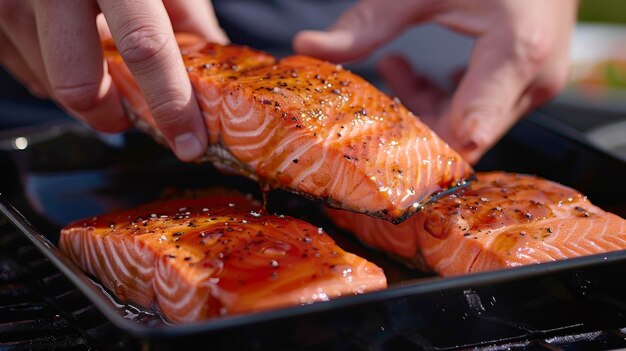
[329,172,626,276]
[103,34,472,223]
[59,194,386,324]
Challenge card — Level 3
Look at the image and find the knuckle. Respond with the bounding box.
[463,105,504,122]
[116,24,170,66]
[53,82,102,112]
[150,95,191,128]
[342,3,377,39]
[351,4,375,29]
[511,29,552,68]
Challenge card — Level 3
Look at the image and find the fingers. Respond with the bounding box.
[99,0,208,161]
[0,30,46,97]
[294,0,438,62]
[443,28,551,163]
[96,13,112,41]
[0,0,50,93]
[377,54,448,124]
[34,0,130,133]
[164,0,228,44]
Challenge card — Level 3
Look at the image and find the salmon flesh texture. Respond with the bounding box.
[328,172,626,276]
[60,194,387,324]
[103,34,472,223]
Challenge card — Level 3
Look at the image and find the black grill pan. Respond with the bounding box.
[0,109,625,350]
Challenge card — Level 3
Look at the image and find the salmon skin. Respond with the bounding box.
[59,194,386,324]
[103,34,472,223]
[329,172,626,276]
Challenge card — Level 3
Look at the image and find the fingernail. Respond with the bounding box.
[461,139,478,151]
[174,133,204,161]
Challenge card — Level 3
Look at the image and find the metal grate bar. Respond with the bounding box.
[0,334,89,350]
[0,302,55,323]
[3,212,626,350]
[0,220,101,350]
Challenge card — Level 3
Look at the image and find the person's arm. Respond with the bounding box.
[0,0,227,161]
[294,0,578,164]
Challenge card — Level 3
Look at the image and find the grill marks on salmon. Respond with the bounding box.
[103,34,472,223]
[59,195,386,324]
[329,172,626,275]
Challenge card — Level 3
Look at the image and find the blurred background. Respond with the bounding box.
[579,0,626,23]
[0,0,624,159]
[543,0,626,159]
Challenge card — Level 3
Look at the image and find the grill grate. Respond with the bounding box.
[2,215,626,350]
[0,217,134,350]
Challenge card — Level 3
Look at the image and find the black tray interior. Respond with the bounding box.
[1,111,625,348]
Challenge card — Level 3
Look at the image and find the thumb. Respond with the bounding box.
[443,30,547,163]
[293,0,438,62]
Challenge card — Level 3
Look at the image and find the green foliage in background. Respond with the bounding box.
[606,63,626,88]
[579,0,626,24]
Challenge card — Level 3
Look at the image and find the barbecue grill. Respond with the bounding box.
[1,95,625,350]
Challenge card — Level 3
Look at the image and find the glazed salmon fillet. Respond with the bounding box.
[59,194,386,324]
[329,172,626,276]
[103,34,472,223]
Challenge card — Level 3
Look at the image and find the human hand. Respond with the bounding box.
[294,0,578,164]
[0,0,227,161]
